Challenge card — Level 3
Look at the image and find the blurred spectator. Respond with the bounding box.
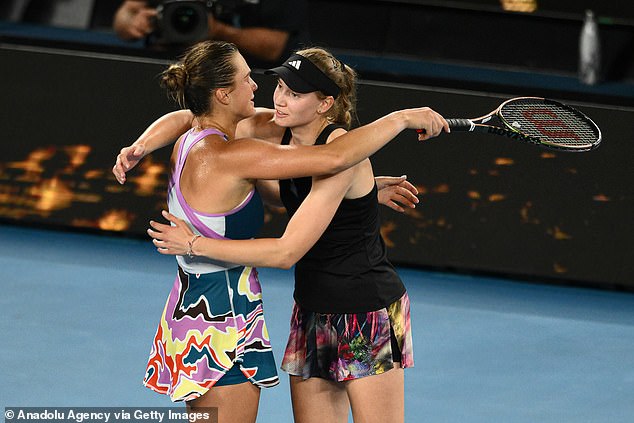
[113,0,309,68]
[0,0,95,28]
[0,0,119,30]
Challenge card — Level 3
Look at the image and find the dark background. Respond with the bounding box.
[1,0,633,290]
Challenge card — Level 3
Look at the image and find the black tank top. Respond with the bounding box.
[280,125,406,313]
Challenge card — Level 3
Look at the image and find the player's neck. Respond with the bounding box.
[290,118,330,146]
[195,115,236,139]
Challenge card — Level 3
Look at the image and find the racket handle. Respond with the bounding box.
[447,119,475,131]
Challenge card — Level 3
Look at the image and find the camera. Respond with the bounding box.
[150,0,249,46]
[151,1,208,46]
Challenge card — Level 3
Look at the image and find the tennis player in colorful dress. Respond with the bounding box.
[142,127,279,402]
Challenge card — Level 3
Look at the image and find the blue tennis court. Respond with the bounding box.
[1,224,633,422]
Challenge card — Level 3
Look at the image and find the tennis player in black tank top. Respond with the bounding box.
[279,125,406,314]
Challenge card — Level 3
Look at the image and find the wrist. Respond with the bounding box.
[387,110,410,132]
[187,234,201,259]
[133,136,153,157]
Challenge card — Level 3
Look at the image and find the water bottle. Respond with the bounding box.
[579,10,601,85]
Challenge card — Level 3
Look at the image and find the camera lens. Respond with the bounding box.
[152,1,208,45]
[171,6,200,34]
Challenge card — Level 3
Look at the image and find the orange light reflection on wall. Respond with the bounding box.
[500,0,537,13]
[30,177,73,212]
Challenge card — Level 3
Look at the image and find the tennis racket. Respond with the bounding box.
[421,97,602,152]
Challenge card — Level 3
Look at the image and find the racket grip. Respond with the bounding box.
[447,119,475,131]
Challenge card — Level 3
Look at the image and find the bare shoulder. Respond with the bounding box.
[236,108,284,142]
[324,126,374,197]
[186,132,226,158]
[325,127,348,144]
[252,107,275,123]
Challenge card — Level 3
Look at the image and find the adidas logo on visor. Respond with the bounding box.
[288,60,302,70]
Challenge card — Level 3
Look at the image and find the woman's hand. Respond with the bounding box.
[401,107,449,141]
[376,175,419,213]
[113,143,147,184]
[147,211,196,256]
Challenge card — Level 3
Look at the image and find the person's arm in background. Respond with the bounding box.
[209,16,289,63]
[208,0,306,64]
[112,0,302,62]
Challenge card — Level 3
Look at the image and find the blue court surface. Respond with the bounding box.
[1,224,633,422]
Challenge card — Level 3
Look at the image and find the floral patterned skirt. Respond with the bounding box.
[281,293,413,382]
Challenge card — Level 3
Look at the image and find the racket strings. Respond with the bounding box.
[500,100,599,148]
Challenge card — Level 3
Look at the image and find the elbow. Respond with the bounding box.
[274,242,300,269]
[276,250,298,270]
[328,153,348,174]
[277,260,294,270]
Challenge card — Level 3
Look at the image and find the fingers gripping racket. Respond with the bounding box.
[425,97,602,152]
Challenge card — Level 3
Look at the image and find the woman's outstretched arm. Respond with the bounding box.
[148,166,355,269]
[113,110,193,183]
[207,107,449,181]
